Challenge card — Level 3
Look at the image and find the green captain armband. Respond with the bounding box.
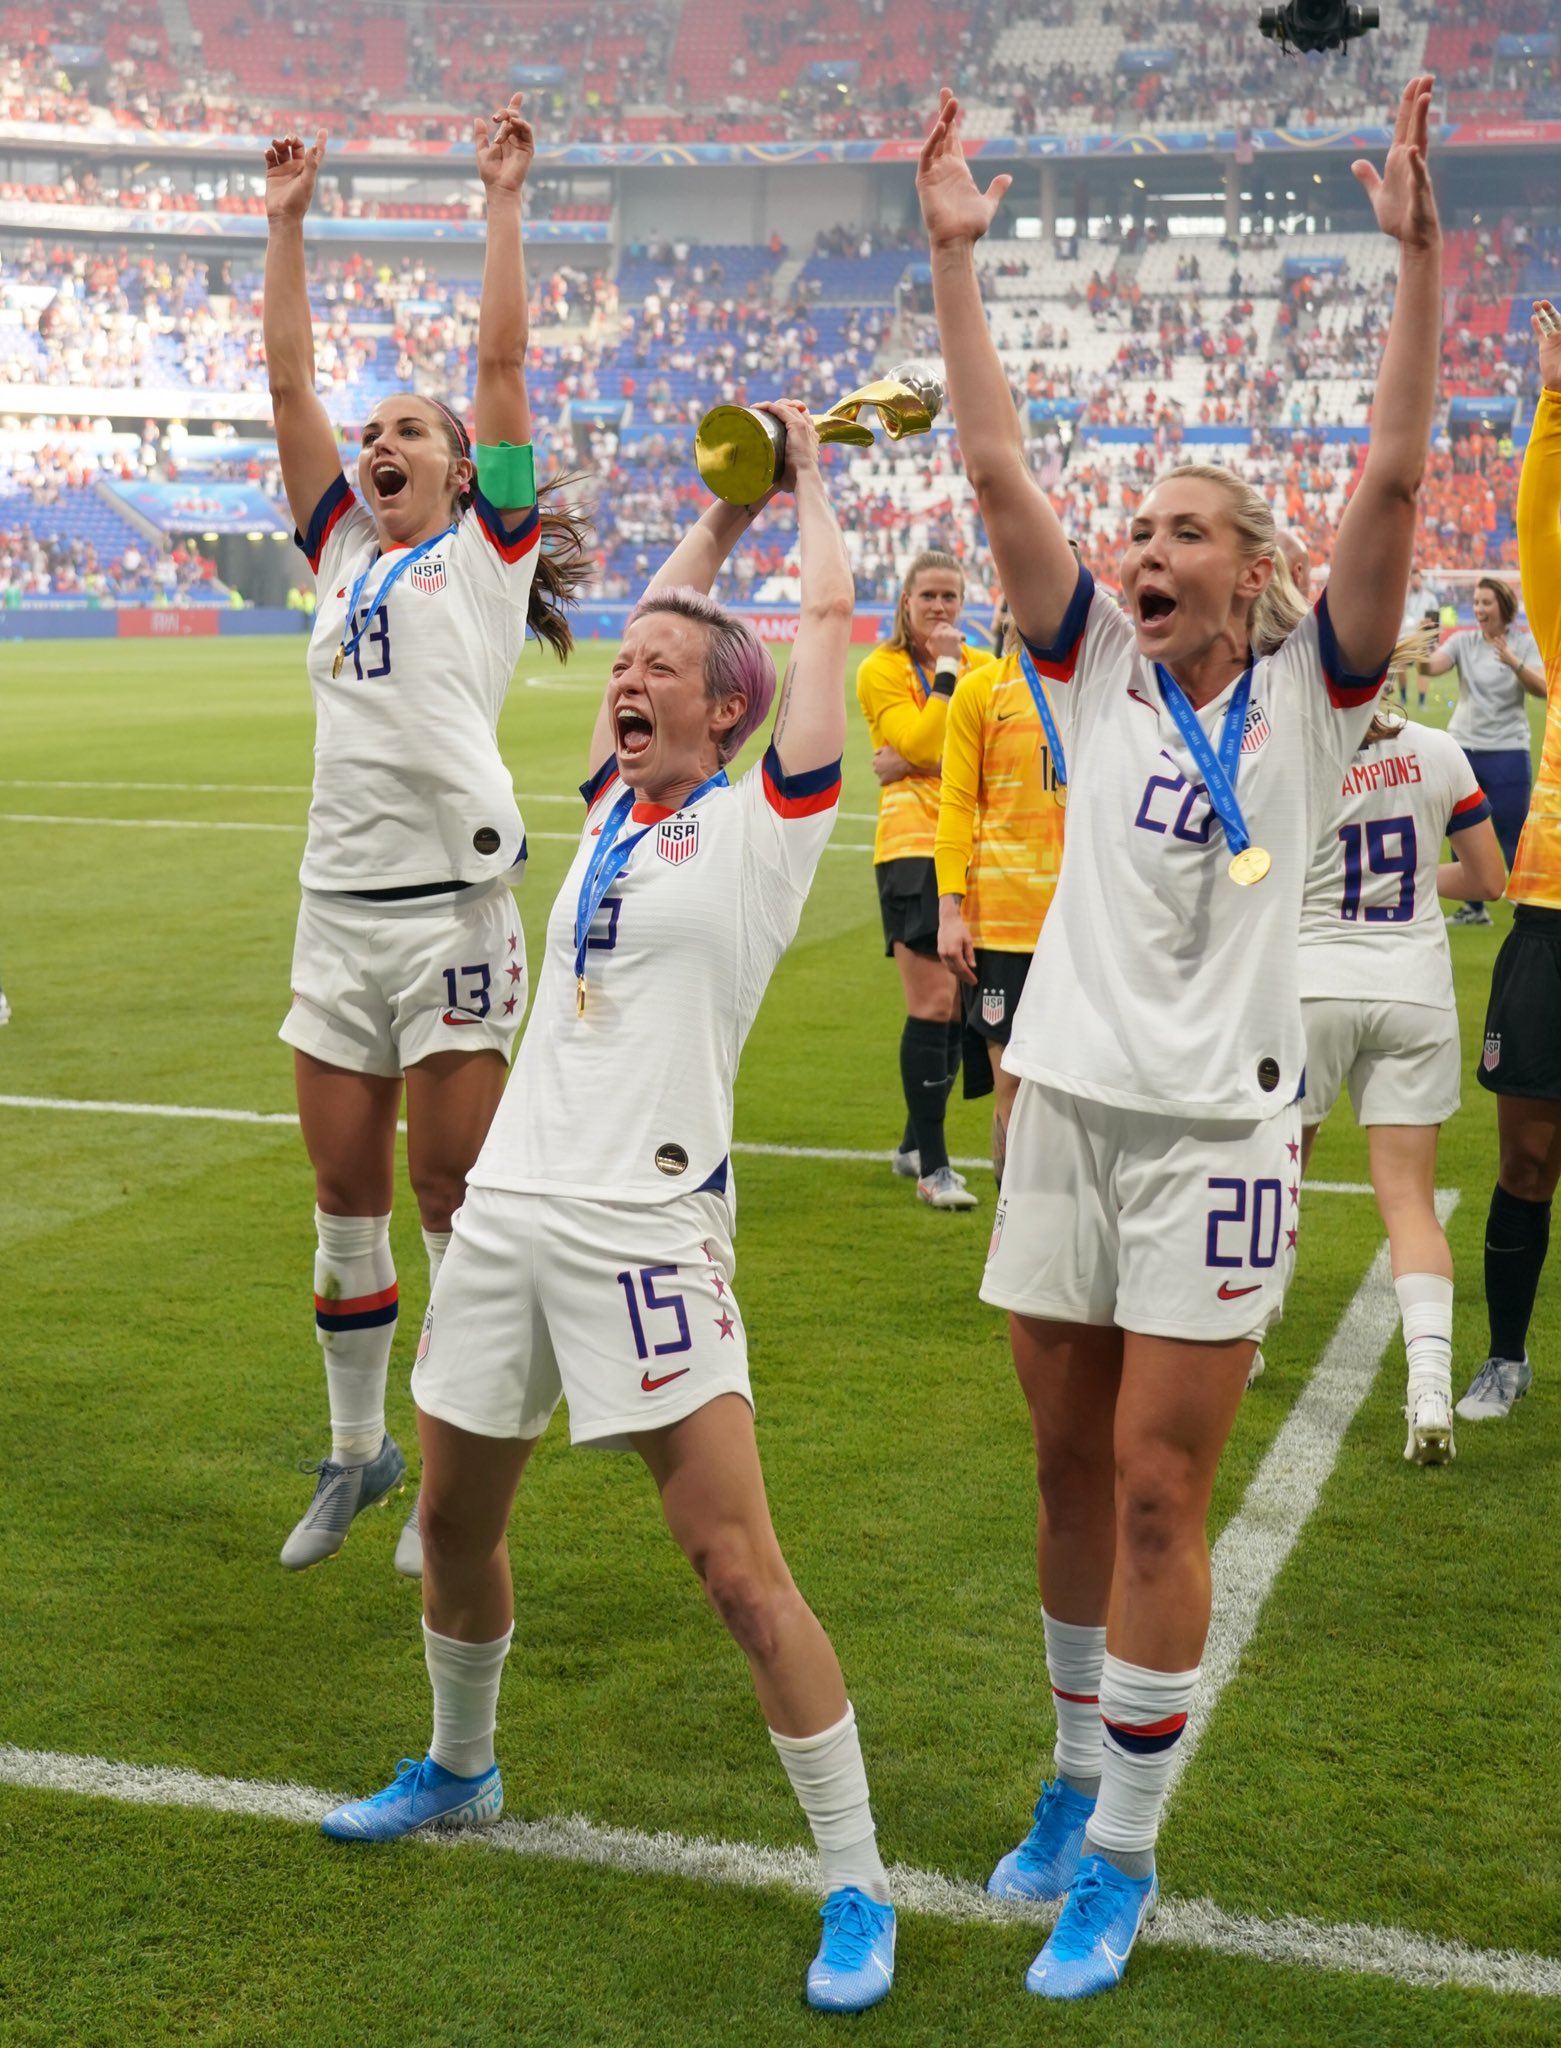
[475,439,537,508]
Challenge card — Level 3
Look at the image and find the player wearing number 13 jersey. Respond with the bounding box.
[325,407,899,2017]
[919,75,1441,2000]
[261,100,589,1579]
[1298,713,1504,1464]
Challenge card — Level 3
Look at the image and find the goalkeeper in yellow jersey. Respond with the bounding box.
[934,600,1066,1183]
[1459,299,1561,1424]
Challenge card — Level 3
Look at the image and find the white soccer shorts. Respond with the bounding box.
[411,1184,752,1450]
[1300,997,1460,1130]
[982,1079,1302,1343]
[280,879,525,1078]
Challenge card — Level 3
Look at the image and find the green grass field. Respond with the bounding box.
[0,638,1556,2047]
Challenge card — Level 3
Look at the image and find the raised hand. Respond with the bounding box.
[1533,299,1561,394]
[1352,75,1439,251]
[475,91,535,194]
[927,620,963,665]
[264,131,327,223]
[757,399,820,492]
[917,87,1012,249]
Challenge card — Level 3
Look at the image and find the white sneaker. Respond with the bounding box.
[1404,1384,1455,1464]
[917,1166,978,1210]
[891,1146,921,1179]
[1455,1355,1532,1420]
[1446,903,1493,927]
[0,988,10,1027]
[1245,1348,1266,1391]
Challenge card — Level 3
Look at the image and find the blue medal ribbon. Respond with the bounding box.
[335,525,454,672]
[1018,644,1069,793]
[1153,660,1255,856]
[573,768,729,1008]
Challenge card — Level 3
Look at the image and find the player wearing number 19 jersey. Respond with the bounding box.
[920,72,1442,2001]
[1298,714,1504,1462]
[324,407,898,2016]
[261,99,588,1578]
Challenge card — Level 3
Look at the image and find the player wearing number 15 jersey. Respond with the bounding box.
[261,99,589,1578]
[323,406,898,2017]
[919,75,1441,2001]
[1298,713,1504,1463]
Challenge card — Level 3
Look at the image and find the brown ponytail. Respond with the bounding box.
[528,474,594,661]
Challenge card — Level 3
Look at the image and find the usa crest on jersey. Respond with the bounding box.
[408,557,448,596]
[1483,1031,1502,1072]
[658,816,701,865]
[1241,703,1272,754]
[982,988,1006,1026]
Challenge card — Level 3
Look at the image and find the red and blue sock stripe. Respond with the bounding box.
[1102,1710,1188,1757]
[315,1282,399,1334]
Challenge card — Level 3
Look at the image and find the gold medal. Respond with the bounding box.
[332,649,344,678]
[576,974,586,1017]
[1229,846,1271,887]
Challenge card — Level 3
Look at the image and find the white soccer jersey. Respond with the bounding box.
[1299,721,1490,1010]
[296,475,541,892]
[1007,569,1387,1121]
[469,746,841,1205]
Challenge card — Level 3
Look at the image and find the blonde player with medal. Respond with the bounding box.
[1458,297,1561,1424]
[320,405,900,2016]
[263,99,589,1575]
[934,602,1067,1182]
[1298,702,1505,1463]
[918,77,1442,1999]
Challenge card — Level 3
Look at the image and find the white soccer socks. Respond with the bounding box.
[422,1225,452,1290]
[1043,1610,1106,1797]
[314,1208,397,1466]
[771,1705,891,1904]
[425,1620,513,1778]
[1395,1271,1454,1398]
[1085,1653,1200,1877]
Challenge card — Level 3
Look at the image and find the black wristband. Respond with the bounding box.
[931,659,958,698]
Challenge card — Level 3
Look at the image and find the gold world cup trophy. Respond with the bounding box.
[693,363,946,505]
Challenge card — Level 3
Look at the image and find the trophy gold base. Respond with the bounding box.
[693,366,945,507]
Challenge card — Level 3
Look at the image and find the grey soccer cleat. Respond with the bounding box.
[393,1492,423,1579]
[1455,1355,1532,1422]
[280,1433,406,1570]
[917,1165,979,1211]
[891,1145,921,1179]
[1404,1384,1456,1464]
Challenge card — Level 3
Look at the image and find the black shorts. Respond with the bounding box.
[963,947,1032,1045]
[876,857,940,958]
[1478,905,1561,1100]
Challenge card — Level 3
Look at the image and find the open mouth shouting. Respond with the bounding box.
[1135,585,1178,639]
[369,458,409,503]
[614,702,654,765]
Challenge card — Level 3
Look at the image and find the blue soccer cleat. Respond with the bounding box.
[320,1754,503,1842]
[1024,1853,1158,1999]
[805,1887,896,2012]
[280,1432,406,1570]
[987,1778,1095,1901]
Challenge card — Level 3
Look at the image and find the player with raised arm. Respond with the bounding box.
[918,77,1441,1999]
[1421,577,1541,926]
[262,99,588,1575]
[1299,703,1505,1463]
[1459,299,1561,1423]
[318,406,898,2015]
[934,601,1066,1183]
[857,551,981,1209]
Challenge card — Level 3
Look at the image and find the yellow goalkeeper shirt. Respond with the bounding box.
[933,651,1066,951]
[1511,386,1561,909]
[856,641,980,864]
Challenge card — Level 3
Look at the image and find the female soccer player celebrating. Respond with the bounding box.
[1298,703,1505,1463]
[857,550,981,1208]
[917,77,1441,1998]
[263,99,587,1573]
[1421,575,1542,925]
[320,407,898,2015]
[1459,298,1561,1423]
[934,601,1067,1183]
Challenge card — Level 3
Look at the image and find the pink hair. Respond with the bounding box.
[626,585,776,762]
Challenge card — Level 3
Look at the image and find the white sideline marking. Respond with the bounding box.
[0,811,874,854]
[0,1743,1553,1998]
[0,1096,1385,1194]
[1166,1191,1461,1803]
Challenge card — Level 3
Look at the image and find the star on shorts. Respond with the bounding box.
[715,1311,736,1340]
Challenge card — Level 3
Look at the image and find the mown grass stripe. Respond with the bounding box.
[0,1742,1553,1998]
